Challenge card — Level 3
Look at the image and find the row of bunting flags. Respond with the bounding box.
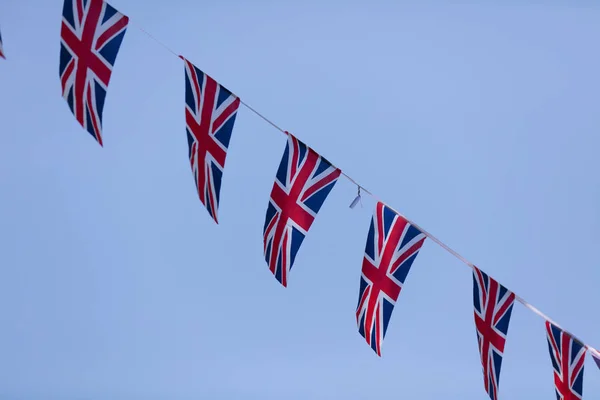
[1,1,599,398]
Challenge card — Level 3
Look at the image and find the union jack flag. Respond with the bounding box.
[59,0,129,146]
[546,321,586,400]
[355,202,426,356]
[472,266,515,400]
[263,133,341,287]
[181,56,240,223]
[0,27,5,59]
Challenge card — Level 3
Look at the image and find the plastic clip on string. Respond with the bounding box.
[349,186,362,209]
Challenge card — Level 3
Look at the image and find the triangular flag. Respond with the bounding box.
[59,0,129,146]
[355,202,426,356]
[472,267,516,400]
[263,132,341,287]
[180,56,240,224]
[545,321,586,399]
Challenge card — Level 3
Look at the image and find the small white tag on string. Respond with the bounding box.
[349,186,362,209]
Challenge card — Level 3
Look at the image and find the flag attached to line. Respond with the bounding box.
[59,0,129,146]
[472,267,515,400]
[263,132,341,287]
[181,56,240,224]
[546,321,586,400]
[355,202,426,356]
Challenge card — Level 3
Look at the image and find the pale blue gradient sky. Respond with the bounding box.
[1,1,599,399]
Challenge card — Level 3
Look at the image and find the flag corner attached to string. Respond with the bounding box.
[356,201,426,356]
[263,132,341,287]
[59,0,129,146]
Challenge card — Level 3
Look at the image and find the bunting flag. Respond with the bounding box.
[546,321,586,400]
[472,267,516,400]
[59,0,129,146]
[0,27,5,59]
[355,202,426,356]
[263,133,341,287]
[181,56,241,223]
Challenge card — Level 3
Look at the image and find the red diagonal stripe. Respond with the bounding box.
[300,163,340,201]
[212,97,240,135]
[95,15,128,51]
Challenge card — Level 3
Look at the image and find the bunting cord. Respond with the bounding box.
[129,15,596,353]
[238,98,287,135]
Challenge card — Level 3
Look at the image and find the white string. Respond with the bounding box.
[130,16,598,355]
[238,98,286,134]
[128,18,178,58]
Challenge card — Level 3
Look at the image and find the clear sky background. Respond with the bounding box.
[1,0,599,398]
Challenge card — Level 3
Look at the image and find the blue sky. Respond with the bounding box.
[1,0,599,398]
